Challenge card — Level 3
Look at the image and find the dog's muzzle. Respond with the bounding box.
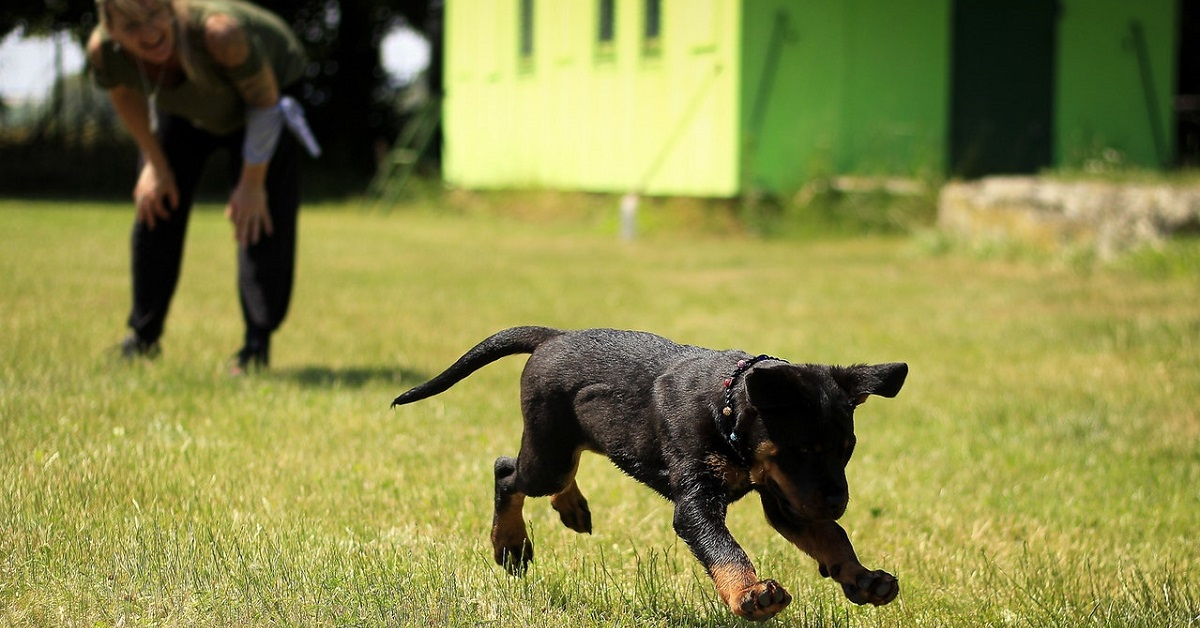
[767,480,847,522]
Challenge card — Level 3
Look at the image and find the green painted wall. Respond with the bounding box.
[740,0,844,193]
[839,1,949,178]
[443,0,1180,198]
[740,0,949,194]
[444,0,743,196]
[1055,0,1177,168]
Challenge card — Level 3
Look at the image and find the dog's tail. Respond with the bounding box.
[391,326,565,407]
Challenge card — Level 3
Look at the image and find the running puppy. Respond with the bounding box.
[392,326,907,621]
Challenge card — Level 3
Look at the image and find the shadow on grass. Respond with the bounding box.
[275,364,429,390]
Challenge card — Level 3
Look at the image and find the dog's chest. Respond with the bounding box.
[705,454,755,500]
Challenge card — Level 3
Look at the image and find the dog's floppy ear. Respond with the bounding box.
[835,362,908,405]
[744,363,809,411]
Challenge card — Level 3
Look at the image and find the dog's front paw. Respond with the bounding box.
[731,579,792,622]
[839,569,899,606]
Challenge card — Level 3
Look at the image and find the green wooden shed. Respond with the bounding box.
[441,0,1182,197]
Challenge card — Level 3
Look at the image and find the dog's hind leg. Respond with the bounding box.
[492,420,593,574]
[491,450,591,574]
[490,386,596,573]
[518,392,594,535]
[548,448,592,534]
[492,456,533,574]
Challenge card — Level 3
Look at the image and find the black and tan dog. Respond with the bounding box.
[392,326,907,621]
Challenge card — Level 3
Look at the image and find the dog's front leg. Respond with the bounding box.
[760,496,898,606]
[673,492,792,621]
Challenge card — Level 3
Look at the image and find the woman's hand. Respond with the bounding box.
[202,13,279,248]
[226,179,273,247]
[133,162,179,229]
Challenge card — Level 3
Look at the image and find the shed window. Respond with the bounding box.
[643,0,661,55]
[519,0,534,62]
[598,0,616,44]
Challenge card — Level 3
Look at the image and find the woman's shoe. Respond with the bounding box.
[118,334,161,360]
[230,343,269,376]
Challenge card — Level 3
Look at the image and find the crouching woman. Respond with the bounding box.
[88,0,320,373]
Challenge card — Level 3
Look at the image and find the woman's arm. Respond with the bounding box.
[205,13,280,246]
[88,29,178,228]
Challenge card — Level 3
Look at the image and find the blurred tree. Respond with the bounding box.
[2,0,438,188]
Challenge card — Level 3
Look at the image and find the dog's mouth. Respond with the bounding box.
[766,480,815,522]
[766,480,846,522]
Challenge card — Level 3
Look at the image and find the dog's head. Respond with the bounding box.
[742,362,907,522]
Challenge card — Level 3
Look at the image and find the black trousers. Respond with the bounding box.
[127,112,301,348]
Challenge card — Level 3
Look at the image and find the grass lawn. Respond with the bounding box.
[1,197,1197,626]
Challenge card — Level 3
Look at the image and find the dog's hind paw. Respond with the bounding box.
[495,538,534,576]
[550,486,593,534]
[554,503,592,534]
[732,579,792,622]
[840,569,899,606]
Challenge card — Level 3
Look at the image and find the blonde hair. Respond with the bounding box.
[96,0,216,86]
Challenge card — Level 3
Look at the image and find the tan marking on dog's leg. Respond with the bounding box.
[549,480,592,533]
[491,492,531,573]
[709,562,792,621]
[546,447,592,533]
[711,562,759,608]
[778,520,899,606]
[549,481,582,511]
